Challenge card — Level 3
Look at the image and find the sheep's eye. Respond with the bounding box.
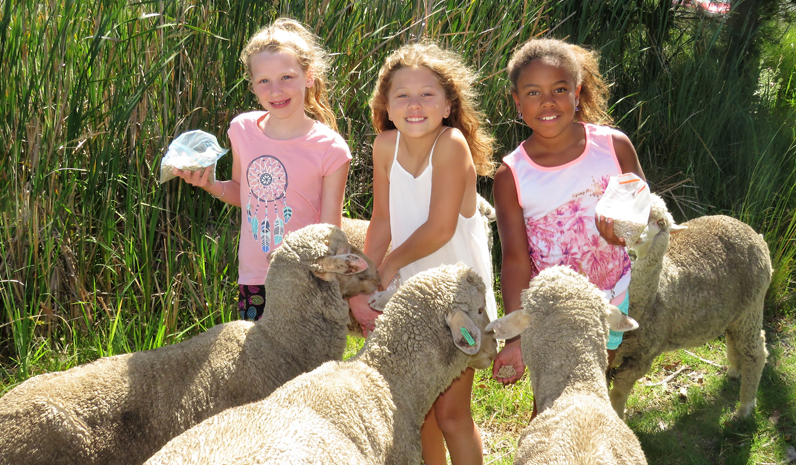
[658,219,666,228]
[478,306,484,314]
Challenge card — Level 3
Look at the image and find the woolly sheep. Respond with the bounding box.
[609,194,771,418]
[487,266,645,465]
[0,224,380,465]
[145,263,497,464]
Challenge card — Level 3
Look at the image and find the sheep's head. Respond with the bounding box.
[269,224,380,298]
[486,266,638,358]
[371,263,498,370]
[627,193,686,260]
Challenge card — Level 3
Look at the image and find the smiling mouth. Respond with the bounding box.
[405,117,426,123]
[538,115,559,121]
[271,99,291,107]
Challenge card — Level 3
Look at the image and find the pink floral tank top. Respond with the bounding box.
[502,123,631,298]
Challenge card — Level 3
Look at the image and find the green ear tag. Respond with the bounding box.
[460,327,475,346]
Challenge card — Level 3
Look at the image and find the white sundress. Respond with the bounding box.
[389,128,498,321]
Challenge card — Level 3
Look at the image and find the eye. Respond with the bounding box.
[657,219,666,228]
[527,90,539,96]
[259,79,269,84]
[554,86,568,93]
[478,306,484,314]
[282,75,292,80]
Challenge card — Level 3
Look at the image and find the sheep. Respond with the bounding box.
[144,263,497,465]
[486,266,645,465]
[0,224,380,465]
[609,194,771,418]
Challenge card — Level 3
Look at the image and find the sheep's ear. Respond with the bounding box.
[312,254,369,281]
[670,223,687,233]
[446,310,481,355]
[485,311,530,340]
[605,305,638,332]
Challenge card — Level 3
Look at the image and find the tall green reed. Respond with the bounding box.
[1,0,794,386]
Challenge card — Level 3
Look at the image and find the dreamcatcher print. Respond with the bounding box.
[246,155,293,253]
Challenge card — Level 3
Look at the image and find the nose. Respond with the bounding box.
[408,96,421,109]
[541,93,555,108]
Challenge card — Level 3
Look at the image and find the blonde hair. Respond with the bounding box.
[369,42,495,177]
[507,38,613,126]
[240,18,338,131]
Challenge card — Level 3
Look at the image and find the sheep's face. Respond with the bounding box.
[271,224,379,298]
[331,244,380,298]
[627,194,678,260]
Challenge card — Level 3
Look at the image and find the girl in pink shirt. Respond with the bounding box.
[492,38,645,414]
[172,18,351,320]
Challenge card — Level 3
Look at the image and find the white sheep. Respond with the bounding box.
[145,263,497,464]
[609,194,771,418]
[486,265,645,465]
[0,224,380,465]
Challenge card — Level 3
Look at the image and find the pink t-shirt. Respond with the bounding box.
[228,111,351,285]
[502,123,631,299]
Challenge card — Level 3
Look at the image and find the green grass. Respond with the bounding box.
[2,0,796,463]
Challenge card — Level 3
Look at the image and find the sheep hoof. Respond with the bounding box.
[736,402,755,417]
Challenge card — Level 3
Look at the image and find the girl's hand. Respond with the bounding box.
[377,261,397,293]
[492,339,526,385]
[595,215,626,247]
[348,293,381,336]
[172,166,214,189]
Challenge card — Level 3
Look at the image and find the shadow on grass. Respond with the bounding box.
[628,330,795,465]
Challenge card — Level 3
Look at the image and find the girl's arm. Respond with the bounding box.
[492,163,532,384]
[172,147,242,207]
[319,161,350,228]
[377,129,470,286]
[363,133,394,271]
[596,133,645,245]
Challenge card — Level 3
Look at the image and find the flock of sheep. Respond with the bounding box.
[0,193,772,464]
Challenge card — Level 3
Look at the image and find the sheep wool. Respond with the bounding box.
[0,224,380,465]
[610,194,771,418]
[486,266,646,465]
[145,263,498,465]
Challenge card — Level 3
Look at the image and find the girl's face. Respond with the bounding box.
[386,66,451,139]
[512,59,581,140]
[250,50,313,123]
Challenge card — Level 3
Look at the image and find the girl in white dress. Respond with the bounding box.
[352,42,496,465]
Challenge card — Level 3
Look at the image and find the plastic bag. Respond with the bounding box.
[160,130,229,184]
[595,173,652,245]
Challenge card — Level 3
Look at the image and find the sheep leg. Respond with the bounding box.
[726,326,768,417]
[609,356,654,420]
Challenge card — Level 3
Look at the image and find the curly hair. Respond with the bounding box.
[240,18,338,132]
[369,42,495,177]
[507,38,613,126]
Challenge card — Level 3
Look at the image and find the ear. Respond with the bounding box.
[305,68,315,88]
[311,254,369,281]
[575,84,582,103]
[368,288,397,311]
[444,100,451,119]
[446,310,482,355]
[670,223,687,233]
[485,311,530,340]
[605,305,638,332]
[512,92,520,111]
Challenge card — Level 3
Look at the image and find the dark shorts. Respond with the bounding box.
[239,284,266,321]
